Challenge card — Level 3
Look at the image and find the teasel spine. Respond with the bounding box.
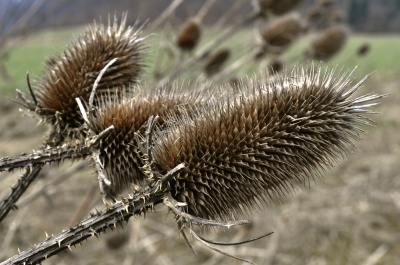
[150,65,386,222]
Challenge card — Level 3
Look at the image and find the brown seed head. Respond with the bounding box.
[306,6,323,22]
[357,43,370,57]
[177,19,201,51]
[92,83,212,195]
[151,65,384,221]
[269,58,283,73]
[318,0,336,8]
[204,48,231,76]
[309,25,348,61]
[262,13,306,50]
[259,0,305,15]
[34,14,145,142]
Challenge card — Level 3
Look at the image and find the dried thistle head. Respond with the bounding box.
[357,43,370,57]
[259,0,305,15]
[91,83,211,195]
[204,48,231,76]
[309,25,348,61]
[306,6,323,23]
[318,0,336,8]
[151,65,384,222]
[177,19,201,52]
[262,13,306,51]
[327,8,345,23]
[269,58,283,73]
[32,14,145,144]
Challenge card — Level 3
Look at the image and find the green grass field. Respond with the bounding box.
[0,26,399,97]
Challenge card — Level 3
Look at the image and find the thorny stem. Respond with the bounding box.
[0,189,168,265]
[0,162,185,265]
[0,165,42,223]
[157,10,262,88]
[0,126,114,172]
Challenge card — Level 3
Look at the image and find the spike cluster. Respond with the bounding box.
[33,14,145,144]
[91,85,208,195]
[177,19,201,51]
[151,65,384,222]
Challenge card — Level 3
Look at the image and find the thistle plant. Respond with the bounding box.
[0,1,387,264]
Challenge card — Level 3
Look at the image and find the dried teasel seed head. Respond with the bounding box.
[306,6,323,23]
[262,13,306,52]
[327,8,345,23]
[258,0,305,16]
[318,0,336,8]
[33,14,145,143]
[177,19,201,52]
[309,25,348,61]
[268,58,283,73]
[357,43,370,57]
[91,83,213,195]
[106,233,130,250]
[151,65,385,221]
[204,48,231,77]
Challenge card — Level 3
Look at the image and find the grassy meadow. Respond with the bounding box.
[0,26,400,264]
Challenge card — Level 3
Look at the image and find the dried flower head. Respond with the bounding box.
[204,48,231,76]
[151,65,384,221]
[91,83,211,196]
[309,25,348,61]
[306,6,323,22]
[318,0,336,8]
[262,13,306,51]
[357,43,370,57]
[259,0,305,15]
[32,14,145,144]
[177,19,201,51]
[269,58,283,73]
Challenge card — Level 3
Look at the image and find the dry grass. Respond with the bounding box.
[0,72,398,264]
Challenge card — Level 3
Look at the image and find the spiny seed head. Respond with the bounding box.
[318,0,336,8]
[34,14,145,141]
[91,83,210,195]
[151,65,384,222]
[269,58,283,73]
[204,48,231,76]
[259,0,305,15]
[177,19,201,51]
[309,25,348,61]
[357,43,370,57]
[306,6,323,22]
[327,8,345,23]
[262,13,306,51]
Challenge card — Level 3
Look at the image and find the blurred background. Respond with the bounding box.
[0,0,399,264]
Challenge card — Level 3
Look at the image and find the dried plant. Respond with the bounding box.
[258,0,306,15]
[262,13,306,52]
[21,14,146,146]
[150,65,384,222]
[177,19,201,52]
[308,25,348,61]
[204,48,231,76]
[0,1,387,264]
